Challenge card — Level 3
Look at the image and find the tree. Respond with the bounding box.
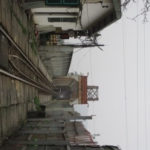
[122,0,150,21]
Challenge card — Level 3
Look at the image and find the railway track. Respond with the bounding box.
[0,24,57,95]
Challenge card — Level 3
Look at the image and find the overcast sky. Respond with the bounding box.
[69,2,150,150]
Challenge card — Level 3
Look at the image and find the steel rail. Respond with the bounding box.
[9,60,50,90]
[0,25,54,88]
[0,25,58,95]
[9,55,37,75]
[9,55,52,88]
[0,69,52,94]
[9,59,55,94]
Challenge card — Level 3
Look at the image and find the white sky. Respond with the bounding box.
[70,2,150,150]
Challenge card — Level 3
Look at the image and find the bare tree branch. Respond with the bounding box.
[122,0,150,21]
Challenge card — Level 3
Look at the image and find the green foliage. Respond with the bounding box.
[30,34,38,55]
[34,96,42,112]
[10,7,28,35]
[14,13,27,34]
[10,6,38,55]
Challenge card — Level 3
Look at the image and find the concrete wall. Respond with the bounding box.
[0,0,51,82]
[39,94,52,104]
[0,74,38,145]
[39,46,73,77]
[0,0,52,145]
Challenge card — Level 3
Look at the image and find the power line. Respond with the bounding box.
[143,19,148,150]
[92,102,96,135]
[122,17,129,150]
[136,1,139,150]
[74,48,85,54]
[75,48,90,70]
[89,49,93,83]
[88,49,95,134]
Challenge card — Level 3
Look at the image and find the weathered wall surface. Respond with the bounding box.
[0,0,51,81]
[39,94,52,104]
[0,0,52,145]
[0,75,38,145]
[0,108,96,150]
[39,46,73,77]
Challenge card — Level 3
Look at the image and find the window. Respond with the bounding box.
[46,0,62,5]
[48,18,77,22]
[63,0,80,5]
[45,0,80,6]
